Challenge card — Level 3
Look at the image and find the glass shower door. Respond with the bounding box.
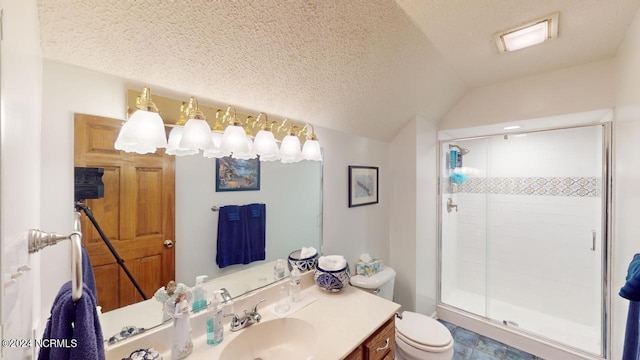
[439,124,607,357]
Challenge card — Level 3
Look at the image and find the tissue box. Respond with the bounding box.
[355,259,383,276]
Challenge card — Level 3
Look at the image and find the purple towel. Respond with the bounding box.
[82,245,98,302]
[38,281,105,360]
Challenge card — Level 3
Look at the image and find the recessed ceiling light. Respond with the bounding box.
[503,125,521,130]
[494,13,559,53]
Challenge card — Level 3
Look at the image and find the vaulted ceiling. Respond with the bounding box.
[37,0,640,140]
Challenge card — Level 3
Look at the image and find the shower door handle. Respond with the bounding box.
[591,230,596,251]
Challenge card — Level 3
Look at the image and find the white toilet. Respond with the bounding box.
[350,267,454,360]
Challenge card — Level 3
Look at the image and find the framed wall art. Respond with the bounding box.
[348,165,378,207]
[216,157,260,191]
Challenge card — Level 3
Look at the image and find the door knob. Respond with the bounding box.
[164,239,174,248]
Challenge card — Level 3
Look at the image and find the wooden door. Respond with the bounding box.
[74,113,175,312]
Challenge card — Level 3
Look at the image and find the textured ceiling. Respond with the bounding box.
[37,0,640,141]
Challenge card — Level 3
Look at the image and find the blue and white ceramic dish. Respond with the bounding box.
[314,263,350,292]
[288,249,318,272]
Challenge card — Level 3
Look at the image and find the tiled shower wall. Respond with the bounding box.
[442,125,603,328]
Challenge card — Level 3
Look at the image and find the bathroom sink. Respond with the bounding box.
[220,318,317,360]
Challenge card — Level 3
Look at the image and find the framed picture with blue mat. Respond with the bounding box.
[348,165,378,207]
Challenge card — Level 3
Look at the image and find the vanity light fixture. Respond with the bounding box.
[279,120,303,163]
[166,101,199,156]
[203,110,230,158]
[252,113,281,161]
[179,97,214,152]
[300,124,322,162]
[114,86,168,154]
[231,116,258,160]
[503,125,521,130]
[219,105,251,156]
[494,12,559,53]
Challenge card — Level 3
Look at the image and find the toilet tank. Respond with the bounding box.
[349,267,396,301]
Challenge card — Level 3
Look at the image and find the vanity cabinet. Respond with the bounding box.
[345,316,395,360]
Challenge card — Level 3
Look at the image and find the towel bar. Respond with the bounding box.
[28,211,84,301]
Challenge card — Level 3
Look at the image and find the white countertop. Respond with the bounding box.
[107,272,401,360]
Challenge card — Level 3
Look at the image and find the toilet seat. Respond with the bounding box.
[395,311,453,352]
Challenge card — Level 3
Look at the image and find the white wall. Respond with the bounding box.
[388,115,439,315]
[415,117,438,315]
[0,1,43,358]
[441,59,615,130]
[318,126,390,272]
[613,6,640,360]
[390,119,417,311]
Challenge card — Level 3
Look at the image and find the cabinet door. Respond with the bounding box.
[364,317,395,360]
[344,345,363,360]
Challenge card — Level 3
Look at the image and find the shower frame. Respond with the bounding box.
[435,122,612,360]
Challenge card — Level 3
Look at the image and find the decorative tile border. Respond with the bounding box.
[446,177,600,197]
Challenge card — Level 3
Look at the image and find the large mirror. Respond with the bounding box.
[75,95,323,343]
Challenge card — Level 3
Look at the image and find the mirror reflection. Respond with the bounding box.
[74,114,323,343]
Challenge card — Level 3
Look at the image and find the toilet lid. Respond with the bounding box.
[395,312,452,348]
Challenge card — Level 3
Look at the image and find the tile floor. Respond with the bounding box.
[438,320,544,360]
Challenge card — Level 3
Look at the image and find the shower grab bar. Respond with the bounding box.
[591,230,596,251]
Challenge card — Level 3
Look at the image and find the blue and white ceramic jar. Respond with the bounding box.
[288,249,318,273]
[314,263,350,292]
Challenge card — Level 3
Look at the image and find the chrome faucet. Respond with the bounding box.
[219,288,233,303]
[227,299,266,332]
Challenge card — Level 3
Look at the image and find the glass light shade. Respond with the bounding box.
[301,139,322,161]
[231,138,257,160]
[220,125,250,155]
[253,130,280,161]
[166,127,198,156]
[114,110,167,154]
[179,119,213,152]
[203,132,230,158]
[279,135,302,163]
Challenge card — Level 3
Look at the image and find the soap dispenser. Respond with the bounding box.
[192,275,208,313]
[289,265,302,303]
[207,290,225,346]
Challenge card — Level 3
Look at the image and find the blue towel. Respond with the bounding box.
[215,203,266,268]
[621,254,640,301]
[216,205,245,268]
[243,203,266,264]
[622,254,640,360]
[38,281,105,360]
[623,301,640,360]
[81,245,98,302]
